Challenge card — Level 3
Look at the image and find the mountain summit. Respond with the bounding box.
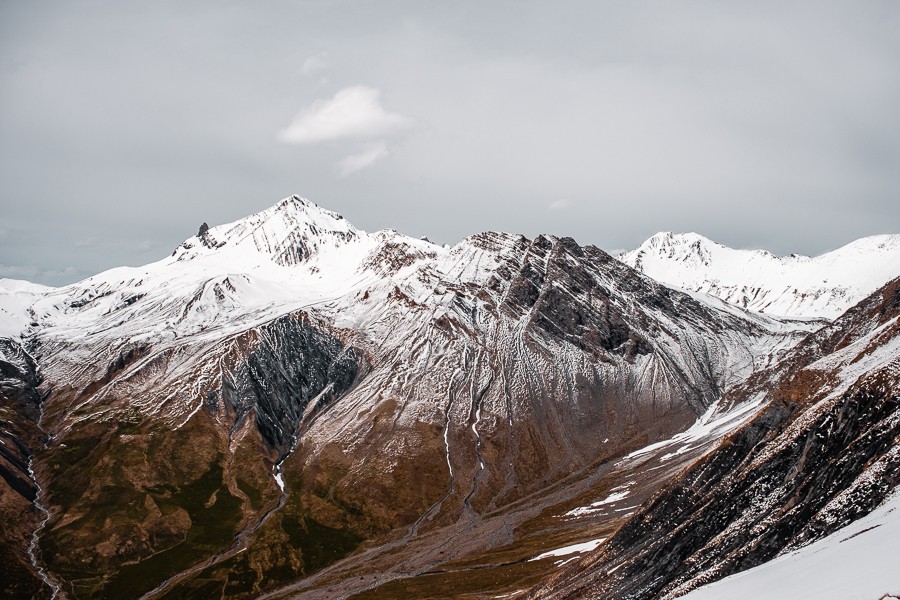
[172,195,361,266]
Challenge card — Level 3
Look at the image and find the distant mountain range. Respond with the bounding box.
[1,196,897,599]
[621,231,900,320]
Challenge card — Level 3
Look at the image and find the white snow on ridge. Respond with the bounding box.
[0,278,54,340]
[621,232,900,320]
[25,196,442,342]
[681,489,900,600]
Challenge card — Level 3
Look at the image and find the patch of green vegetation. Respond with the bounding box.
[281,514,363,573]
[43,435,106,514]
[159,578,226,600]
[43,483,149,584]
[70,577,106,599]
[219,554,260,597]
[159,467,365,599]
[102,460,242,599]
[236,476,263,510]
[164,551,258,599]
[194,515,360,598]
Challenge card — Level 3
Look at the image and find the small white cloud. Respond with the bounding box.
[549,199,570,211]
[337,143,390,176]
[278,85,411,144]
[302,53,327,76]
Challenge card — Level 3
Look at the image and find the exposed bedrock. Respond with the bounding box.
[215,314,363,452]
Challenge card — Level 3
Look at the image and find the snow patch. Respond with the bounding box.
[529,537,607,561]
[681,489,900,600]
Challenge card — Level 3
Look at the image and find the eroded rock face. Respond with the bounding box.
[530,278,900,600]
[502,238,652,358]
[217,315,362,451]
[0,339,42,501]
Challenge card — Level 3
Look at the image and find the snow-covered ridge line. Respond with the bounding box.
[620,231,900,320]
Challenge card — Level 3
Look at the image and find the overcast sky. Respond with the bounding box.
[2,1,899,285]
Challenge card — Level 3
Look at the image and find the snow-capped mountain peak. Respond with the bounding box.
[621,232,900,320]
[171,195,360,266]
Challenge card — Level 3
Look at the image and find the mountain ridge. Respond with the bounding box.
[529,275,900,599]
[5,206,897,340]
[621,231,900,320]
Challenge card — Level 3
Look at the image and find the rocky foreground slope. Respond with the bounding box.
[530,277,900,599]
[0,196,896,599]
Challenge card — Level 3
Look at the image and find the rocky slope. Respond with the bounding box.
[529,277,900,599]
[679,488,900,600]
[621,231,900,320]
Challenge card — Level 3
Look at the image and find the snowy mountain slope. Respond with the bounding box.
[529,276,900,600]
[680,488,900,600]
[620,231,900,319]
[23,197,799,436]
[0,278,53,340]
[6,196,821,599]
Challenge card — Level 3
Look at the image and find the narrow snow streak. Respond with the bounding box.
[529,537,607,561]
[472,403,485,470]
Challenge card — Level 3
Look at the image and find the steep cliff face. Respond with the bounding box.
[218,315,362,452]
[530,278,900,600]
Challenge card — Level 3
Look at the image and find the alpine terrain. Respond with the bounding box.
[621,231,900,320]
[1,195,897,599]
